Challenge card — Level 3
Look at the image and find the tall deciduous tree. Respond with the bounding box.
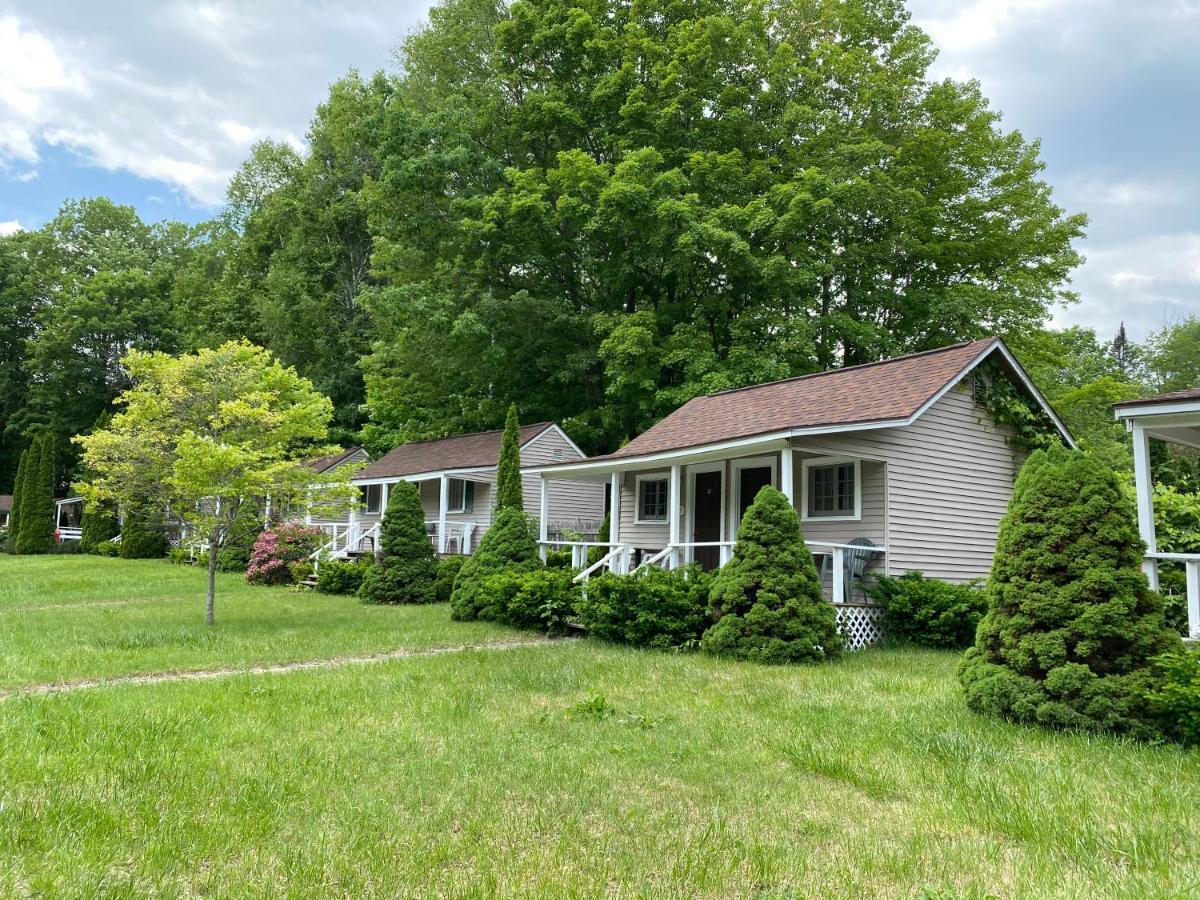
[76,341,355,624]
[361,0,1085,452]
[495,404,523,512]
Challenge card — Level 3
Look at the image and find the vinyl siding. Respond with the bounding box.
[789,382,1018,582]
[618,469,672,550]
[520,427,607,535]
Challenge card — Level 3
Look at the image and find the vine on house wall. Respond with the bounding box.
[972,359,1061,453]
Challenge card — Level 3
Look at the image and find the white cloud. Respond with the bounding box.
[0,220,23,236]
[0,3,427,208]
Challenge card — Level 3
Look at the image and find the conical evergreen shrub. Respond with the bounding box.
[119,508,169,559]
[700,485,842,664]
[16,434,55,554]
[450,506,540,620]
[5,444,30,553]
[958,445,1182,737]
[495,404,523,512]
[359,481,439,604]
[80,501,120,554]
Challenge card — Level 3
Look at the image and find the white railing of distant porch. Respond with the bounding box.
[55,527,82,542]
[1146,552,1200,641]
[310,522,380,572]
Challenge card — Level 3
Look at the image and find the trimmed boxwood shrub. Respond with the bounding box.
[1145,649,1200,746]
[435,555,466,603]
[317,559,371,596]
[868,571,986,649]
[359,481,438,604]
[576,566,713,649]
[480,567,579,633]
[119,509,169,559]
[450,506,540,620]
[245,522,322,585]
[701,486,842,664]
[958,446,1182,738]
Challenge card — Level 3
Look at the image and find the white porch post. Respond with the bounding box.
[438,474,449,555]
[779,447,795,512]
[348,493,359,552]
[668,463,681,568]
[539,476,550,562]
[609,473,622,573]
[381,481,390,518]
[1131,423,1159,591]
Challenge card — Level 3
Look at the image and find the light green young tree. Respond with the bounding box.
[76,340,356,625]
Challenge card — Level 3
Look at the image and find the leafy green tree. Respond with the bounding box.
[359,481,439,604]
[5,443,31,552]
[0,230,35,491]
[76,341,355,625]
[1145,318,1200,393]
[496,404,523,512]
[362,0,1084,451]
[701,486,841,664]
[16,433,55,554]
[959,446,1182,737]
[215,500,263,573]
[450,506,540,620]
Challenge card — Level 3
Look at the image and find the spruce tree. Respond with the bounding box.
[495,404,523,512]
[958,445,1182,737]
[359,481,439,604]
[450,506,540,620]
[16,434,55,554]
[6,444,30,553]
[701,486,842,664]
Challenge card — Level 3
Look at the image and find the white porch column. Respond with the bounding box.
[1187,560,1200,640]
[381,481,390,518]
[539,476,550,562]
[779,447,795,512]
[348,494,359,551]
[609,473,622,573]
[438,474,449,555]
[1131,423,1159,590]
[668,463,681,568]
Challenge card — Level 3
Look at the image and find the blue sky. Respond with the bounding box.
[2,1,1198,341]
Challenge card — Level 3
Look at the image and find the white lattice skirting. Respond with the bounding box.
[834,602,885,651]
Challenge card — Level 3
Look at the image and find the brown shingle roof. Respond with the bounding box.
[1113,387,1200,408]
[306,447,368,474]
[356,423,555,480]
[587,338,1002,462]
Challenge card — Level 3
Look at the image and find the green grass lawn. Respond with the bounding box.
[0,555,513,688]
[1,556,1198,896]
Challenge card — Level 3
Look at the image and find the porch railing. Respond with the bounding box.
[310,522,380,572]
[55,527,83,542]
[1146,552,1200,640]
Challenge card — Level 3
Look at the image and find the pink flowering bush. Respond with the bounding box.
[246,523,323,586]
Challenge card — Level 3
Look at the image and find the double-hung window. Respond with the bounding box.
[801,458,860,521]
[446,478,474,513]
[360,484,383,515]
[635,475,669,524]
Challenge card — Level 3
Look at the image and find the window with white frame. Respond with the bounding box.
[636,475,669,523]
[360,484,383,514]
[446,478,474,513]
[802,458,860,520]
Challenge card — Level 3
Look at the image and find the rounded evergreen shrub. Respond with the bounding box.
[868,571,986,649]
[1145,649,1200,746]
[450,506,540,620]
[359,481,439,604]
[317,559,371,595]
[700,486,841,664]
[119,509,169,559]
[435,555,467,603]
[576,566,713,650]
[481,568,579,633]
[958,445,1182,738]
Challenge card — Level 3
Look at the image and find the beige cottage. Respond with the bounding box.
[534,338,1074,619]
[338,422,605,557]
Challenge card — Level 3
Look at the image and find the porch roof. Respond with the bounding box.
[1114,389,1200,450]
[540,337,1071,476]
[355,422,555,481]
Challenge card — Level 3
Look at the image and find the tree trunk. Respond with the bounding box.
[206,542,218,626]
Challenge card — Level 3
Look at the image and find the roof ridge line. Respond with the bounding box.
[701,338,997,402]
